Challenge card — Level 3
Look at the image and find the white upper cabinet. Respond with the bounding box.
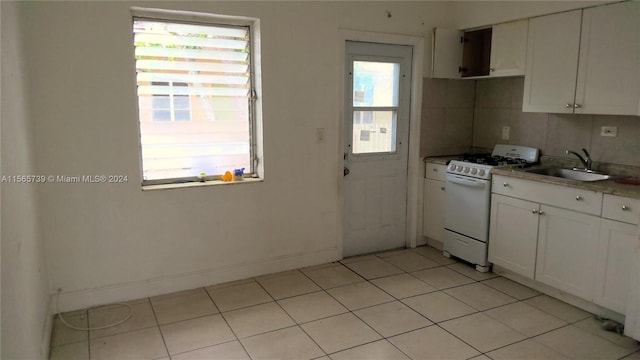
[574,1,640,115]
[523,10,582,114]
[524,2,640,115]
[432,20,528,79]
[490,19,528,77]
[432,28,464,79]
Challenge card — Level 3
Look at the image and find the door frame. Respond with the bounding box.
[337,30,425,257]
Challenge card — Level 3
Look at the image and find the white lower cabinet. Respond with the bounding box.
[489,194,539,279]
[489,174,639,315]
[423,178,446,243]
[593,219,638,314]
[535,205,600,300]
[423,162,447,246]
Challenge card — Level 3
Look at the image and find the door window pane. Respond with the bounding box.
[352,111,396,154]
[353,61,399,107]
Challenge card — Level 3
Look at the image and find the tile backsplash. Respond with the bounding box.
[421,77,640,168]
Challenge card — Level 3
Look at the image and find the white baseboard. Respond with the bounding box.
[53,247,341,313]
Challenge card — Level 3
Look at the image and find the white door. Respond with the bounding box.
[343,41,412,257]
[490,19,528,77]
[535,205,600,299]
[523,10,582,113]
[594,219,638,314]
[488,194,539,279]
[575,1,640,115]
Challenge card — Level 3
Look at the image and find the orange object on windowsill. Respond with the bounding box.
[221,171,233,182]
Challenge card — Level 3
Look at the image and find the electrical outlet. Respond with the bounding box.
[316,128,326,143]
[502,126,510,140]
[600,126,617,137]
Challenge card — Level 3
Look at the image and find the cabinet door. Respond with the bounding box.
[432,28,463,79]
[575,1,640,115]
[490,19,528,77]
[594,219,638,314]
[535,205,600,300]
[423,179,446,243]
[489,194,539,279]
[523,10,582,113]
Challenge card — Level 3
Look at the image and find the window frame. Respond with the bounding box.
[131,7,263,187]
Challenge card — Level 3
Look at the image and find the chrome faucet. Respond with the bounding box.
[566,148,592,171]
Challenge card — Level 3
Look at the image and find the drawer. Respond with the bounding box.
[492,175,603,216]
[425,162,447,181]
[603,194,640,224]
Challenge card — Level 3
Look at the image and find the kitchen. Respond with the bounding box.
[2,0,639,359]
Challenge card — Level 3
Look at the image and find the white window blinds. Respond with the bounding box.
[133,18,254,183]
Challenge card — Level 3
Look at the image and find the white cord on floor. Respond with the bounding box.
[55,289,134,331]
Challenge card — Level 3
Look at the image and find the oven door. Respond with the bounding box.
[444,173,491,242]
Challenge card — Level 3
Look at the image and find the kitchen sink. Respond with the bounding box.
[524,167,611,182]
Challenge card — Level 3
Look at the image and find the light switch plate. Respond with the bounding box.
[600,126,617,137]
[316,128,326,143]
[502,126,510,140]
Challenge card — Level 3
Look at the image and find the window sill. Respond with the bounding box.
[142,177,262,191]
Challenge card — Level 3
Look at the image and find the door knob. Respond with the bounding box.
[343,167,350,177]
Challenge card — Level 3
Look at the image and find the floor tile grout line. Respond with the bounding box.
[202,286,254,360]
[164,338,240,359]
[251,279,329,358]
[476,278,542,302]
[434,321,491,356]
[147,297,172,358]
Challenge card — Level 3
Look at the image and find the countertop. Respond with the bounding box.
[425,154,640,199]
[424,155,458,166]
[492,166,640,200]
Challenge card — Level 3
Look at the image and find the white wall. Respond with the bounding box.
[1,2,52,358]
[17,1,452,310]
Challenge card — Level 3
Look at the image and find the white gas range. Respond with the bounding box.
[443,144,539,272]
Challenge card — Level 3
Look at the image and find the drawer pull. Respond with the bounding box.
[622,205,630,211]
[503,182,509,187]
[440,187,445,191]
[575,195,583,201]
[532,209,538,214]
[432,168,438,172]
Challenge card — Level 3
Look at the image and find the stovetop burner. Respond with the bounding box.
[457,153,535,168]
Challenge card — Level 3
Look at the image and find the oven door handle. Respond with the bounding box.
[447,176,486,188]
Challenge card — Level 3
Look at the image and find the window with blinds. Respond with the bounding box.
[133,16,256,185]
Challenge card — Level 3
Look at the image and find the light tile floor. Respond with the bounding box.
[50,246,640,360]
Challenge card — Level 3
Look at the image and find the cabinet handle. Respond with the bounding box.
[622,205,630,211]
[489,68,495,72]
[538,210,544,216]
[565,103,573,108]
[432,168,438,172]
[574,104,582,109]
[503,182,509,187]
[532,209,538,214]
[440,187,445,191]
[575,195,582,201]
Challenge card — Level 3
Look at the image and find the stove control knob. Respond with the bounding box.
[448,164,456,171]
[463,167,470,173]
[456,165,463,172]
[478,169,486,177]
[470,168,478,175]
